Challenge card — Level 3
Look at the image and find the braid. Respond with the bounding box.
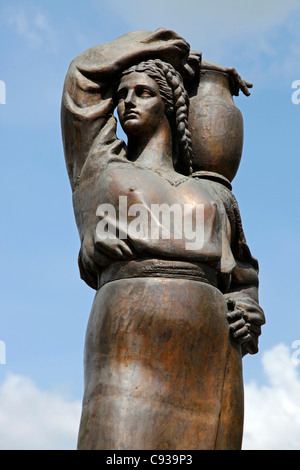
[121,59,193,176]
[155,60,193,176]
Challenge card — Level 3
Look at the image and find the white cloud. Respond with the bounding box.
[0,343,299,450]
[102,0,300,77]
[105,0,300,29]
[4,5,57,52]
[0,373,81,450]
[243,343,300,450]
[103,0,300,46]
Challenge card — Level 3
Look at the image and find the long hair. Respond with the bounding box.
[120,59,193,176]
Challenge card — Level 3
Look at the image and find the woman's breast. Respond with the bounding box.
[97,163,225,262]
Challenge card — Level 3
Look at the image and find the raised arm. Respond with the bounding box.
[61,28,191,289]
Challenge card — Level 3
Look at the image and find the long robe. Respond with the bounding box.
[61,29,265,450]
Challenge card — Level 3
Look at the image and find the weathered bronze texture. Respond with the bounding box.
[61,28,265,450]
[189,66,244,182]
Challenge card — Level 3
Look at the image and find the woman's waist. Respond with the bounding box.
[97,258,218,289]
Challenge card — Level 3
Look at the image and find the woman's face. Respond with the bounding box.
[116,72,167,138]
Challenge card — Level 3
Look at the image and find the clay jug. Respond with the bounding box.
[188,67,244,184]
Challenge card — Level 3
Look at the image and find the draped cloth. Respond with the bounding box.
[61,28,191,191]
[61,29,265,450]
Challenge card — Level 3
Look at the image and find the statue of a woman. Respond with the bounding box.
[61,29,265,450]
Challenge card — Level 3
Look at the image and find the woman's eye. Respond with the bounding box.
[138,88,152,98]
[117,91,126,101]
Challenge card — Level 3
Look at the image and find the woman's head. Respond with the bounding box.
[116,71,168,140]
[116,59,193,176]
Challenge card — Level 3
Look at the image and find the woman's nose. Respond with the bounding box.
[124,90,136,106]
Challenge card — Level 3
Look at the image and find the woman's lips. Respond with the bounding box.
[123,111,139,120]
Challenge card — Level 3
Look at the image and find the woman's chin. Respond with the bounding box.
[122,120,143,136]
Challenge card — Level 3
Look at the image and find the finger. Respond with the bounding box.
[94,240,118,256]
[95,238,129,257]
[244,311,265,326]
[95,242,126,259]
[240,86,251,97]
[227,309,244,322]
[226,67,252,96]
[237,333,251,345]
[241,83,251,96]
[119,243,135,257]
[233,326,251,344]
[109,246,128,259]
[237,76,251,96]
[229,318,246,333]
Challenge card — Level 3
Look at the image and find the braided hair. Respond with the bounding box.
[120,59,193,176]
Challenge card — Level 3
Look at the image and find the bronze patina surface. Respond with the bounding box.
[61,28,265,450]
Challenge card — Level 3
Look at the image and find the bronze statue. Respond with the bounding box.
[61,28,265,450]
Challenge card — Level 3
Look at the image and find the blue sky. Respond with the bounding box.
[0,0,300,450]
